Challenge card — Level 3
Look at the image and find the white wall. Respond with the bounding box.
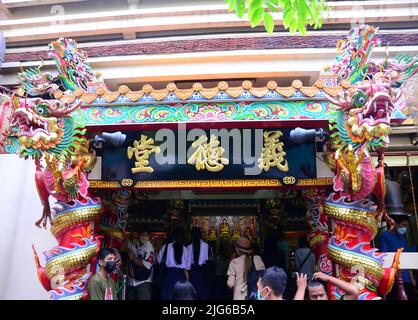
[0,155,56,300]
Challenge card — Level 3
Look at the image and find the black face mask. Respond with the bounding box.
[104,261,117,273]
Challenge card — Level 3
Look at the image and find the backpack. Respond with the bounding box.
[246,256,260,300]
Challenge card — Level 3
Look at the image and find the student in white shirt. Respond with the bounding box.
[187,227,212,300]
[157,226,191,300]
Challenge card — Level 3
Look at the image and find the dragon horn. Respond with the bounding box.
[325,94,344,107]
[49,100,82,116]
[32,244,52,291]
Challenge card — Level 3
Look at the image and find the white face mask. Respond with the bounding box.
[139,235,149,245]
[397,227,407,235]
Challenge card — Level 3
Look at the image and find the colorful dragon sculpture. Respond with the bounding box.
[3,38,105,300]
[48,37,99,91]
[306,24,418,300]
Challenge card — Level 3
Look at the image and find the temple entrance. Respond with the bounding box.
[92,188,314,300]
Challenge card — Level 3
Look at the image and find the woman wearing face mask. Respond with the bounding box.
[227,236,265,300]
[378,214,417,300]
[88,247,118,300]
[157,226,191,300]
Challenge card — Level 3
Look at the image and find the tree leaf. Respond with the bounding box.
[264,12,275,33]
[251,8,264,27]
[295,0,308,22]
[266,2,279,12]
[282,5,292,29]
[249,0,263,19]
[298,20,307,34]
[250,0,263,9]
[226,0,236,12]
[224,0,329,33]
[289,19,298,33]
[235,0,246,18]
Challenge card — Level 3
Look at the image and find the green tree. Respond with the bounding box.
[225,0,329,34]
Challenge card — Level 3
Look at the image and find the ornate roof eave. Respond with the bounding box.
[54,79,352,106]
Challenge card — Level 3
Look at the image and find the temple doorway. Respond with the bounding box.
[92,188,314,300]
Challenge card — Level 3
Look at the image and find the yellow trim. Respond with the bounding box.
[56,79,349,104]
[88,178,333,189]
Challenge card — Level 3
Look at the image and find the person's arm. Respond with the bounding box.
[313,272,360,299]
[294,273,307,300]
[129,250,146,268]
[227,261,236,289]
[183,246,192,280]
[87,278,104,300]
[157,245,165,264]
[184,269,189,281]
[254,255,266,271]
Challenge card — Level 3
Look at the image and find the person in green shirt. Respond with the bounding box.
[88,247,118,300]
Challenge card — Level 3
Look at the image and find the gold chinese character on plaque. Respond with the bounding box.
[187,134,229,172]
[258,130,289,172]
[127,134,160,173]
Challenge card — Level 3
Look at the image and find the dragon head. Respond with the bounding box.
[48,37,97,91]
[17,66,59,97]
[12,97,83,159]
[327,78,400,150]
[328,25,380,85]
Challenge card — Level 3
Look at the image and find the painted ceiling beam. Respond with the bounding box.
[1,1,417,43]
[2,46,418,87]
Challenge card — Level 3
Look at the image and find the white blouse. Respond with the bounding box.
[157,242,191,270]
[186,240,210,266]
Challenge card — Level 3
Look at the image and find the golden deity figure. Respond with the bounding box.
[127,134,160,173]
[208,226,218,241]
[232,225,241,241]
[187,134,229,172]
[219,218,231,239]
[258,130,289,172]
[335,144,365,192]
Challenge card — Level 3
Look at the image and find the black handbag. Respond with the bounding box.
[132,260,152,281]
[154,244,169,287]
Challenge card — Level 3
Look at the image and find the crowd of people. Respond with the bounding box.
[87,217,417,300]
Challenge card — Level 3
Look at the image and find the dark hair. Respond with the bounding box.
[97,247,115,262]
[391,215,410,225]
[272,226,284,241]
[218,240,231,260]
[191,227,202,266]
[172,226,186,265]
[241,238,255,283]
[308,279,327,290]
[259,267,287,296]
[171,281,196,300]
[139,226,150,235]
[298,235,309,248]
